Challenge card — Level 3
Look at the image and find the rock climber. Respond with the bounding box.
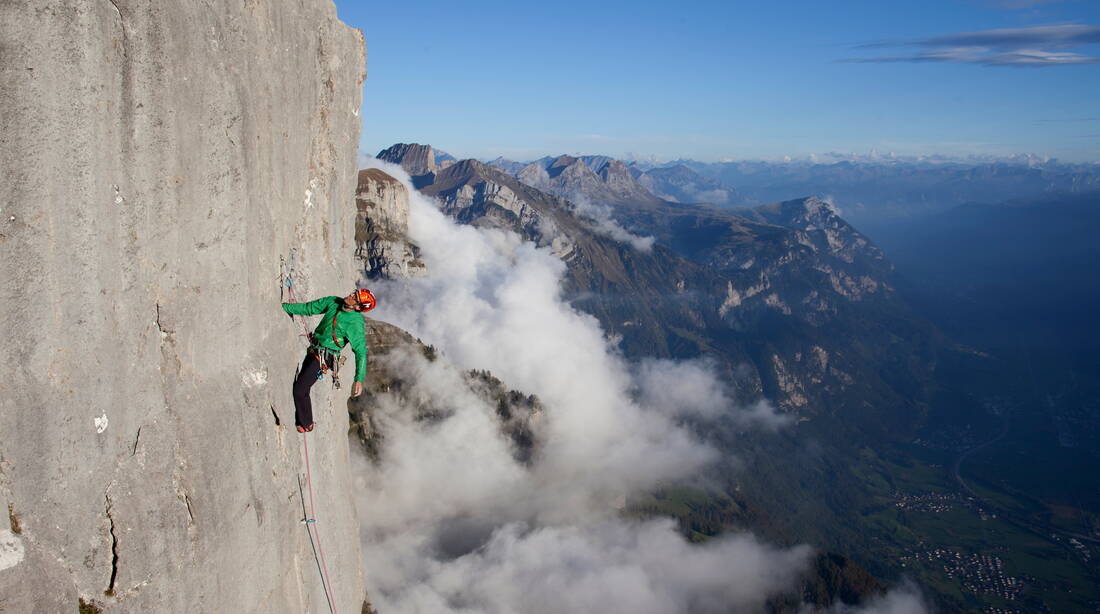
[282,289,375,433]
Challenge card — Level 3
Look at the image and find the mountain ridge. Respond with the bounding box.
[376,143,940,433]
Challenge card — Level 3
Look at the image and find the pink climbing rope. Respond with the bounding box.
[303,432,339,614]
[284,257,338,612]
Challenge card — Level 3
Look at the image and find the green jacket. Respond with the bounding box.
[282,296,368,382]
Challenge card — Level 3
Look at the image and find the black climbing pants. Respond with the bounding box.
[292,350,335,428]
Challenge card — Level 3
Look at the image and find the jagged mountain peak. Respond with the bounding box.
[486,156,526,175]
[501,153,664,208]
[579,155,617,173]
[550,154,579,167]
[545,155,590,179]
[753,196,845,230]
[597,158,636,181]
[432,157,511,187]
[377,142,438,176]
[376,142,456,179]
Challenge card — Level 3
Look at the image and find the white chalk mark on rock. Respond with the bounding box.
[0,530,25,571]
[241,367,268,388]
[304,178,317,209]
[95,413,109,434]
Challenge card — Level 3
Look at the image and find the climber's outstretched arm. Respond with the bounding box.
[282,296,336,317]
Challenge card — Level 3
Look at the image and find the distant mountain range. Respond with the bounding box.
[486,154,737,208]
[478,151,1100,227]
[484,153,663,208]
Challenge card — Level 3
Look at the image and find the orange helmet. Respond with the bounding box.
[353,288,376,312]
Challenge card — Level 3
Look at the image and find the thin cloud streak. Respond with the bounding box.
[845,24,1100,67]
[921,24,1100,49]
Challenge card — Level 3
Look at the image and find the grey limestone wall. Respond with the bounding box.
[0,1,366,612]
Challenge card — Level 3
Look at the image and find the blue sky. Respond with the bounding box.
[333,0,1100,163]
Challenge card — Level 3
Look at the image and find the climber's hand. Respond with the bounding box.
[352,381,364,397]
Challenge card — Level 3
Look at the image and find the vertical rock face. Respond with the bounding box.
[355,168,425,279]
[0,2,366,613]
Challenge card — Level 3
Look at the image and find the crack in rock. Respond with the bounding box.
[104,494,119,596]
[105,0,128,59]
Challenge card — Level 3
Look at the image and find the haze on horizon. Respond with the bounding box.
[334,0,1100,164]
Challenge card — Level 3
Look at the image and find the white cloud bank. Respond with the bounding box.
[809,581,930,614]
[355,158,924,614]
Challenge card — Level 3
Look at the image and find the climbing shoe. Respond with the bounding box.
[296,424,315,433]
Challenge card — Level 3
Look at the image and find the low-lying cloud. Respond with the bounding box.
[845,24,1100,67]
[810,581,930,614]
[398,519,812,614]
[354,158,924,613]
[634,357,790,430]
[570,193,656,252]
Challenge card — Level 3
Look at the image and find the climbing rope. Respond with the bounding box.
[284,253,339,613]
[300,432,339,614]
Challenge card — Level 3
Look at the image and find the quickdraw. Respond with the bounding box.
[312,346,347,389]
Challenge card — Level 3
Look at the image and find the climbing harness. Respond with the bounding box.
[311,346,347,389]
[299,433,339,614]
[311,309,348,389]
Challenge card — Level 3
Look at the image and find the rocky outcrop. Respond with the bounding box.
[598,158,660,204]
[0,2,366,612]
[749,197,885,268]
[517,161,553,192]
[355,169,425,279]
[350,321,542,464]
[420,159,577,259]
[376,142,437,178]
[375,143,457,189]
